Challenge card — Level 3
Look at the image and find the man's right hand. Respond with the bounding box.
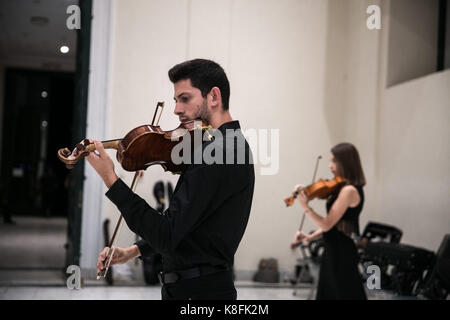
[97,245,140,274]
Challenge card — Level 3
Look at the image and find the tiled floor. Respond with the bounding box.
[0,217,427,300]
[0,216,314,300]
[0,284,307,300]
[0,216,66,269]
[0,283,417,300]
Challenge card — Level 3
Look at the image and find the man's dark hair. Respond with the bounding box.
[168,59,230,110]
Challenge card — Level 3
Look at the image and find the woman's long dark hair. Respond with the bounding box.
[331,143,366,186]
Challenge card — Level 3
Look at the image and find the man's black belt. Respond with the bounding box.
[158,265,229,285]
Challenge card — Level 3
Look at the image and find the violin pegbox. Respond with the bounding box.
[57,138,92,169]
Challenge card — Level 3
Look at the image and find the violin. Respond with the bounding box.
[286,155,345,246]
[57,101,211,280]
[284,176,344,207]
[57,102,211,173]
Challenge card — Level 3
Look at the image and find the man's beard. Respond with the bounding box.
[196,99,211,124]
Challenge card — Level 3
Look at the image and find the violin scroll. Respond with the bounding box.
[57,139,96,169]
[284,192,299,207]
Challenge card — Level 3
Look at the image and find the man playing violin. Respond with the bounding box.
[291,143,367,300]
[85,59,255,300]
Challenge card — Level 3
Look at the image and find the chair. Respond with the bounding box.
[360,221,403,244]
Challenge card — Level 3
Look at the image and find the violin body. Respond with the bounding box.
[304,176,344,199]
[57,120,210,173]
[117,121,206,172]
[284,176,344,207]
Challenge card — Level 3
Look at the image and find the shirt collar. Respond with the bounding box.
[217,120,241,133]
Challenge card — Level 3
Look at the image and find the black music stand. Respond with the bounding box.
[357,221,403,287]
[418,234,450,299]
[292,237,324,299]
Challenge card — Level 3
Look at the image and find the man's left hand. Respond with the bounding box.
[85,139,118,188]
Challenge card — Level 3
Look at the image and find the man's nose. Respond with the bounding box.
[174,103,183,115]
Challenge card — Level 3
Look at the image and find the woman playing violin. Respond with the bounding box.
[291,142,367,300]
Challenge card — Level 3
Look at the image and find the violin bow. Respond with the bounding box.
[298,155,322,232]
[97,171,142,280]
[151,101,164,126]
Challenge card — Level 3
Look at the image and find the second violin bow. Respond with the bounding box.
[298,155,322,232]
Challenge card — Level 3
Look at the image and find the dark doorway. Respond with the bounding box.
[0,0,90,283]
[1,68,74,217]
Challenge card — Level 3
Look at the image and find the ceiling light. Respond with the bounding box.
[60,46,69,54]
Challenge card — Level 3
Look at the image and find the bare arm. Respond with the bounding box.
[307,228,323,241]
[291,228,323,248]
[298,185,360,232]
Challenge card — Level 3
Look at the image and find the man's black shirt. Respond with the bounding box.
[105,120,255,272]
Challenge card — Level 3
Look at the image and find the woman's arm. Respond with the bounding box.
[297,185,359,232]
[307,228,323,241]
[291,228,323,248]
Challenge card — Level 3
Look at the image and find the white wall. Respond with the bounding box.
[88,0,450,279]
[229,0,332,274]
[103,0,333,276]
[323,0,382,231]
[339,0,450,252]
[378,70,450,251]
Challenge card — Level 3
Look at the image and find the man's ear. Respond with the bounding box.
[209,87,222,109]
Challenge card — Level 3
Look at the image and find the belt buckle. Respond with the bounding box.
[159,271,180,285]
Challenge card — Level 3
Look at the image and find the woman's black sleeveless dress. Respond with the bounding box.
[315,185,367,300]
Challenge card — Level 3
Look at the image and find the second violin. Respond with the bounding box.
[284,176,344,207]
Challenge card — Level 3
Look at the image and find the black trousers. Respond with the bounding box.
[161,269,237,300]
